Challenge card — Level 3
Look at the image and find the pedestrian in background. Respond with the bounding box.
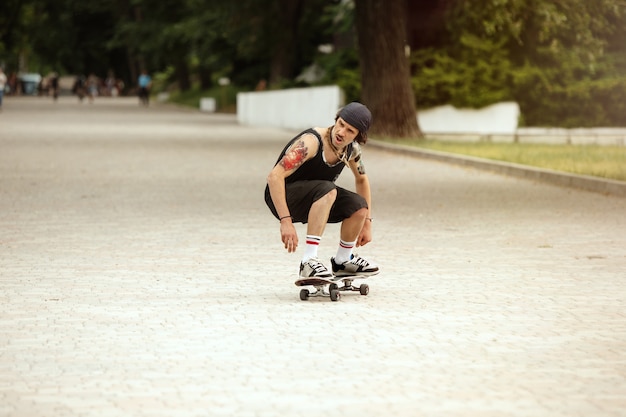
[50,72,59,101]
[72,75,87,102]
[87,73,98,103]
[137,70,152,106]
[0,67,7,112]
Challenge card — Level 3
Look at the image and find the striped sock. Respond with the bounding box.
[335,239,356,264]
[302,235,321,262]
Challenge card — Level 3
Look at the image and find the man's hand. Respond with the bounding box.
[280,220,298,253]
[356,220,372,247]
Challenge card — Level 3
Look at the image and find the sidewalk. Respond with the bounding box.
[1,96,625,417]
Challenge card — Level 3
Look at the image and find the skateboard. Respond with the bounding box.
[294,275,369,302]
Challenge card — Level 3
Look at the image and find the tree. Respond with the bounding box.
[0,0,24,69]
[354,0,421,138]
[444,0,626,126]
[407,0,626,127]
[109,0,195,91]
[219,0,333,88]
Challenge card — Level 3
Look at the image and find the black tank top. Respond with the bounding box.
[274,128,353,184]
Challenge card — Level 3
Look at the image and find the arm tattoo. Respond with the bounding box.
[352,142,365,174]
[357,158,366,175]
[280,140,308,171]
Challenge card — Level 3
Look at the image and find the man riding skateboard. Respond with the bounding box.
[265,102,380,279]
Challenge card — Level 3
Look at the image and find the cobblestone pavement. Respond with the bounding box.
[1,97,625,417]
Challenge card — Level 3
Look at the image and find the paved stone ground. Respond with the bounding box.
[1,96,625,417]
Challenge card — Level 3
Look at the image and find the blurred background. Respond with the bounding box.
[1,0,625,130]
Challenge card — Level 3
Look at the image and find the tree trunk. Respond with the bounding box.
[354,0,422,138]
[175,57,191,91]
[268,47,290,87]
[268,0,303,87]
[130,4,144,86]
[199,64,213,90]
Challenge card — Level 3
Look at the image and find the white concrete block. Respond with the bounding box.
[200,97,216,113]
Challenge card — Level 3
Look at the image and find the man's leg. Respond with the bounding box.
[301,188,336,262]
[339,207,367,242]
[329,190,378,276]
[332,207,367,264]
[306,188,336,237]
[299,188,336,278]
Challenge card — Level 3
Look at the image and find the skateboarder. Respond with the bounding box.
[265,102,380,279]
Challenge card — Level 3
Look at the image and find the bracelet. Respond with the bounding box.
[279,215,292,221]
[366,217,373,222]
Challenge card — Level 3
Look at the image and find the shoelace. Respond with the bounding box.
[350,256,370,267]
[309,260,329,274]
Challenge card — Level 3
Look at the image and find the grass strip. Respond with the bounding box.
[384,139,626,182]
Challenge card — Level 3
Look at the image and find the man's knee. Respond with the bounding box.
[350,207,368,221]
[314,188,337,207]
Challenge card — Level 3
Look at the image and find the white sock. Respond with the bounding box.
[302,235,321,263]
[335,239,356,264]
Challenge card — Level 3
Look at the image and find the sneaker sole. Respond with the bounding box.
[333,270,380,278]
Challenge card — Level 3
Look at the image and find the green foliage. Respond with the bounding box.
[167,84,240,113]
[412,34,514,109]
[509,43,626,127]
[315,49,361,102]
[334,67,362,103]
[411,0,626,127]
[514,73,626,127]
[312,0,362,102]
[4,0,626,129]
[150,66,176,94]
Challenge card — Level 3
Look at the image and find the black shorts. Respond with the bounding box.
[265,180,368,224]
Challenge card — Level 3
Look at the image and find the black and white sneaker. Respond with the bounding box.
[299,258,333,279]
[331,254,379,277]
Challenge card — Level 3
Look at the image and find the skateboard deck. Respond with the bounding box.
[294,275,369,301]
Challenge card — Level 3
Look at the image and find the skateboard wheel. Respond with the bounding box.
[359,284,369,296]
[329,283,338,291]
[299,289,310,301]
[330,288,340,301]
